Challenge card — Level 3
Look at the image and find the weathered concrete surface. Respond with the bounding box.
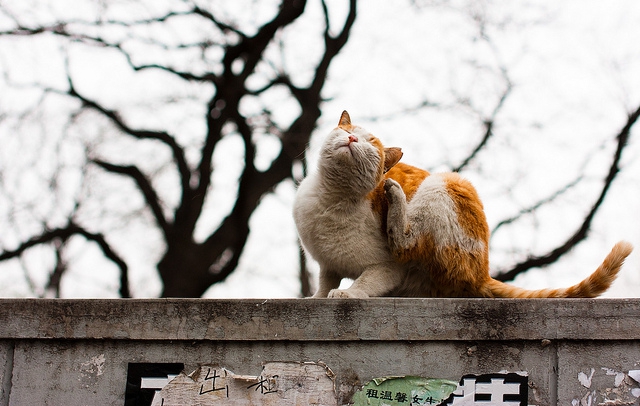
[0,298,639,405]
[557,341,640,405]
[2,298,640,341]
[5,339,556,405]
[0,341,12,406]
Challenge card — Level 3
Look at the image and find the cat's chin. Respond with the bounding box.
[336,144,354,154]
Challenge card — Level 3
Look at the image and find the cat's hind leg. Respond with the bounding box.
[384,179,418,254]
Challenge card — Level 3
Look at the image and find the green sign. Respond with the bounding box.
[352,376,458,405]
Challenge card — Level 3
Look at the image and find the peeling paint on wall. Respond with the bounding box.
[78,353,105,384]
[80,354,105,377]
[601,368,626,387]
[578,369,595,389]
[573,367,640,406]
[150,362,337,406]
[628,370,640,398]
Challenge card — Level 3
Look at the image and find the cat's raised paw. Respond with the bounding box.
[383,179,404,203]
[328,288,370,299]
[383,178,399,191]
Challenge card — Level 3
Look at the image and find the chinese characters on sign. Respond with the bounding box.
[363,387,442,404]
[126,362,338,406]
[440,374,528,406]
[150,367,283,405]
[125,363,528,406]
[351,375,459,405]
[246,374,278,395]
[352,373,528,406]
[198,368,229,397]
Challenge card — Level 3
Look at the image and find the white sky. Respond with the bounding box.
[0,0,639,298]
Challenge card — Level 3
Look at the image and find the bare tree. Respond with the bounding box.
[0,0,356,297]
[1,0,637,298]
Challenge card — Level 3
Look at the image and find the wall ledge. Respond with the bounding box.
[1,298,638,342]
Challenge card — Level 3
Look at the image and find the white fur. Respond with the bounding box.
[293,127,404,298]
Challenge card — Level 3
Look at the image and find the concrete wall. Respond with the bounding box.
[1,298,640,405]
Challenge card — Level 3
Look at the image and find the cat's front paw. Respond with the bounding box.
[384,179,403,203]
[328,288,370,299]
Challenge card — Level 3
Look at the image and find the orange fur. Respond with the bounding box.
[368,163,429,235]
[375,125,633,298]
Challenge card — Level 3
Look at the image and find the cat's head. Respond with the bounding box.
[318,111,402,194]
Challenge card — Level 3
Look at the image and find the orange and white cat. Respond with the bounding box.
[293,111,633,298]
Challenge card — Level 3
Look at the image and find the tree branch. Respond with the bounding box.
[453,119,494,172]
[45,237,67,298]
[0,221,131,297]
[180,0,309,232]
[454,63,512,172]
[129,62,218,83]
[223,0,306,80]
[280,0,357,159]
[190,5,247,38]
[63,77,192,202]
[0,13,222,83]
[196,0,357,286]
[495,103,640,281]
[491,174,584,235]
[91,159,171,237]
[314,0,357,94]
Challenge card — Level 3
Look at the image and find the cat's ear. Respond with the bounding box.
[338,110,352,130]
[384,147,403,173]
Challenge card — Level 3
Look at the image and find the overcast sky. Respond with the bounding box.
[0,0,639,298]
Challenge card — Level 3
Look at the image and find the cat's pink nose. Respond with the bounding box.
[348,134,358,143]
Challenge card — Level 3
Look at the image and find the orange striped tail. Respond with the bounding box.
[487,241,633,298]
